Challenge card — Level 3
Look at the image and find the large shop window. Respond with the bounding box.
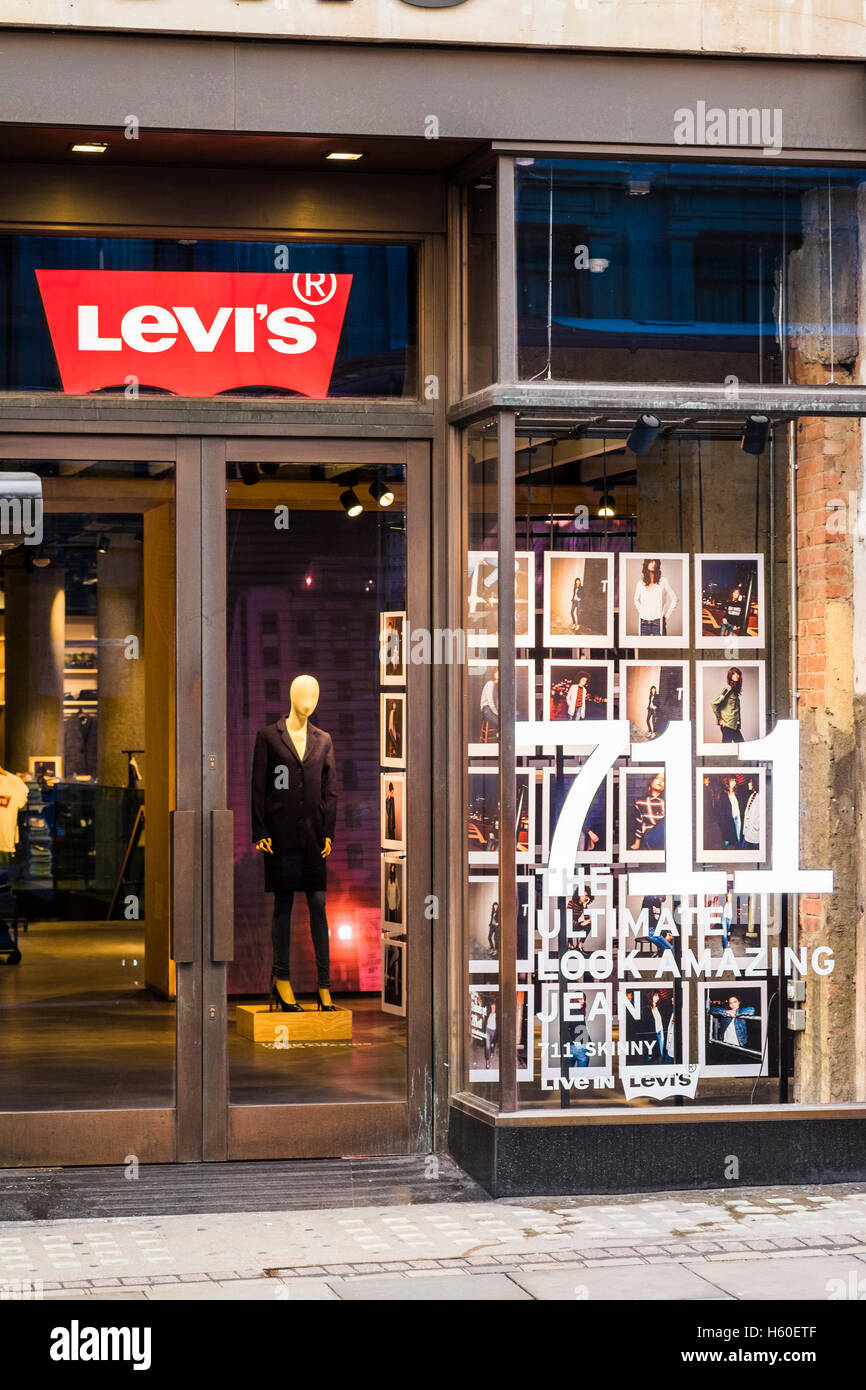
[0,460,176,1111]
[461,414,816,1111]
[0,237,417,398]
[515,159,861,385]
[225,462,408,1105]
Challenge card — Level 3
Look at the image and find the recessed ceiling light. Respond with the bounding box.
[69,142,110,155]
[325,151,363,161]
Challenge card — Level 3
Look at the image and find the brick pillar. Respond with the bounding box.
[792,372,862,1102]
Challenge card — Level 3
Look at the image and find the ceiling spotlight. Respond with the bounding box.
[69,141,110,155]
[626,413,661,455]
[97,535,110,554]
[474,180,493,190]
[325,151,363,162]
[597,493,616,518]
[304,572,314,589]
[239,462,261,486]
[741,415,770,456]
[259,463,280,477]
[369,481,394,507]
[340,488,363,518]
[32,553,52,568]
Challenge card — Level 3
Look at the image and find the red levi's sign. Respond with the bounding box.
[35,269,353,397]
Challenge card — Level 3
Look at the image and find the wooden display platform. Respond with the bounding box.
[236,1003,352,1043]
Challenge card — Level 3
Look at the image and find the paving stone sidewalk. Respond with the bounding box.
[2,1181,866,1301]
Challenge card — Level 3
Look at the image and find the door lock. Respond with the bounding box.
[209,1006,216,1020]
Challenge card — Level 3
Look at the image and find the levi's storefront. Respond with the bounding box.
[0,141,864,1192]
[0,224,434,1166]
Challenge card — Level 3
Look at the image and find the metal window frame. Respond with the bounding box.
[449,150,866,1126]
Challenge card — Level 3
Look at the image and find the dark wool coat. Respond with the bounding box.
[250,718,337,892]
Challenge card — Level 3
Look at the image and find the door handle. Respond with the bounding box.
[170,809,196,964]
[211,808,235,962]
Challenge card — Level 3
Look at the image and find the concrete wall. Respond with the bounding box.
[2,0,866,60]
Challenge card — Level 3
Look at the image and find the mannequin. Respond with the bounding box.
[251,674,338,1012]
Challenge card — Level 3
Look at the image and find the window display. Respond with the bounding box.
[226,467,408,1107]
[250,674,339,1013]
[461,419,805,1111]
[378,602,407,1015]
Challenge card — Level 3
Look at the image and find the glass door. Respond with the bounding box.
[0,437,196,1166]
[201,437,432,1161]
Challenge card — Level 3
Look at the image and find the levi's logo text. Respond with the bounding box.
[35,271,353,398]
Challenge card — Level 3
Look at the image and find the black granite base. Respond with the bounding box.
[448,1105,866,1197]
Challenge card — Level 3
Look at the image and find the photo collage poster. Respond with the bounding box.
[465,546,774,1098]
[379,612,407,1016]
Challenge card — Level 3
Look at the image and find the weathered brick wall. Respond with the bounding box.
[791,359,863,1103]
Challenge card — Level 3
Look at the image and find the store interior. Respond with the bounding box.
[0,461,176,1110]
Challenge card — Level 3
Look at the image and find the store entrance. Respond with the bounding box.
[0,432,433,1166]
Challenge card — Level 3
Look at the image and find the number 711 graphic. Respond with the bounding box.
[515,719,833,899]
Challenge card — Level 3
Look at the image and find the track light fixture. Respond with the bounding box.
[369,481,395,507]
[597,493,616,518]
[741,415,770,456]
[259,463,280,478]
[97,535,110,554]
[340,487,363,518]
[239,462,261,486]
[626,413,661,455]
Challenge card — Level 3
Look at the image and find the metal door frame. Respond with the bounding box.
[0,430,199,1166]
[205,434,434,1160]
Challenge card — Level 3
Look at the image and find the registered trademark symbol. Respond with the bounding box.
[292,272,337,305]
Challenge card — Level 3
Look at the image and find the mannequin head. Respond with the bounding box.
[289,674,320,724]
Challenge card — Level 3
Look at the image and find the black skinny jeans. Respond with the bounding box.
[272,890,330,989]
